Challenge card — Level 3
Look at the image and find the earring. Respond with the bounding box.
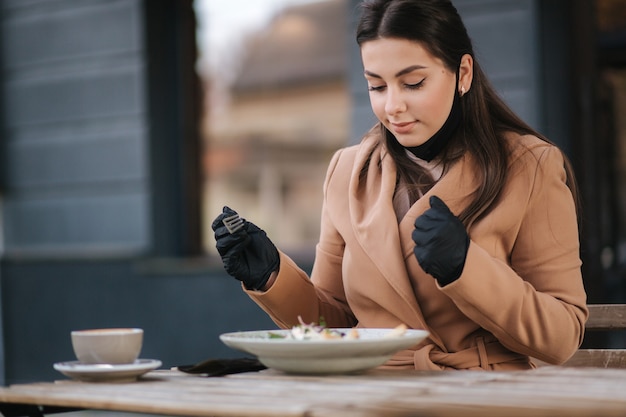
[460,86,466,96]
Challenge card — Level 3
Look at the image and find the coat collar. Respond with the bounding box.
[348,135,478,346]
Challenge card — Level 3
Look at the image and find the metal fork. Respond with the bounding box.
[223,213,244,234]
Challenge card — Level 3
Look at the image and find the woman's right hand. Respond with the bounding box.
[211,206,280,290]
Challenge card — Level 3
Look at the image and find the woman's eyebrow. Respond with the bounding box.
[364,70,382,79]
[364,65,427,79]
[395,65,427,77]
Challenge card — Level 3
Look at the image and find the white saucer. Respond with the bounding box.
[53,359,162,382]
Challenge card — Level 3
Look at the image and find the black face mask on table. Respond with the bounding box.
[404,85,463,162]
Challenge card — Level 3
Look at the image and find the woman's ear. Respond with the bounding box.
[458,54,473,96]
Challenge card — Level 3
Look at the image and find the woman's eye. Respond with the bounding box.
[405,79,425,90]
[368,85,386,92]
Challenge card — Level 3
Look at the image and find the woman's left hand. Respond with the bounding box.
[412,195,470,286]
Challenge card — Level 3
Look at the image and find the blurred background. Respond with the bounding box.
[0,0,624,384]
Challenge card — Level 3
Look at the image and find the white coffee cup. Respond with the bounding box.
[71,328,143,365]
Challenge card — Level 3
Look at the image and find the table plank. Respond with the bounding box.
[1,367,626,417]
[236,367,626,416]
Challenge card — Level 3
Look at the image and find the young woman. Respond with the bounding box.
[212,0,588,370]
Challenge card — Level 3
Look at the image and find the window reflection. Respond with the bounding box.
[596,0,626,33]
[198,0,350,257]
[594,0,626,305]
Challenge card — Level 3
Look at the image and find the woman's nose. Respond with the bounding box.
[385,89,406,115]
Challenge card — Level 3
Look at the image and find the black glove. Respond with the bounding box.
[211,206,279,290]
[412,196,469,286]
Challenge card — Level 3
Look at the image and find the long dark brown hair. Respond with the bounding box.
[356,0,579,226]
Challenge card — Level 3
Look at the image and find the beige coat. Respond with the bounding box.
[246,132,588,370]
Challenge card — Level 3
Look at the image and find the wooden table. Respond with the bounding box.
[1,366,626,417]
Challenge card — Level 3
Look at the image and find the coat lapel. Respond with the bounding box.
[348,138,434,337]
[348,136,478,347]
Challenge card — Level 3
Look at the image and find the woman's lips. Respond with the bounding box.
[391,121,416,134]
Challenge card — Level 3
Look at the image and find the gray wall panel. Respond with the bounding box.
[498,89,535,128]
[3,193,149,255]
[4,70,144,127]
[464,10,534,78]
[0,0,149,256]
[7,133,146,186]
[456,0,541,128]
[2,0,141,68]
[350,101,377,143]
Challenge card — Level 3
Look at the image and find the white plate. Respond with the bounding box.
[219,328,429,375]
[53,359,162,382]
